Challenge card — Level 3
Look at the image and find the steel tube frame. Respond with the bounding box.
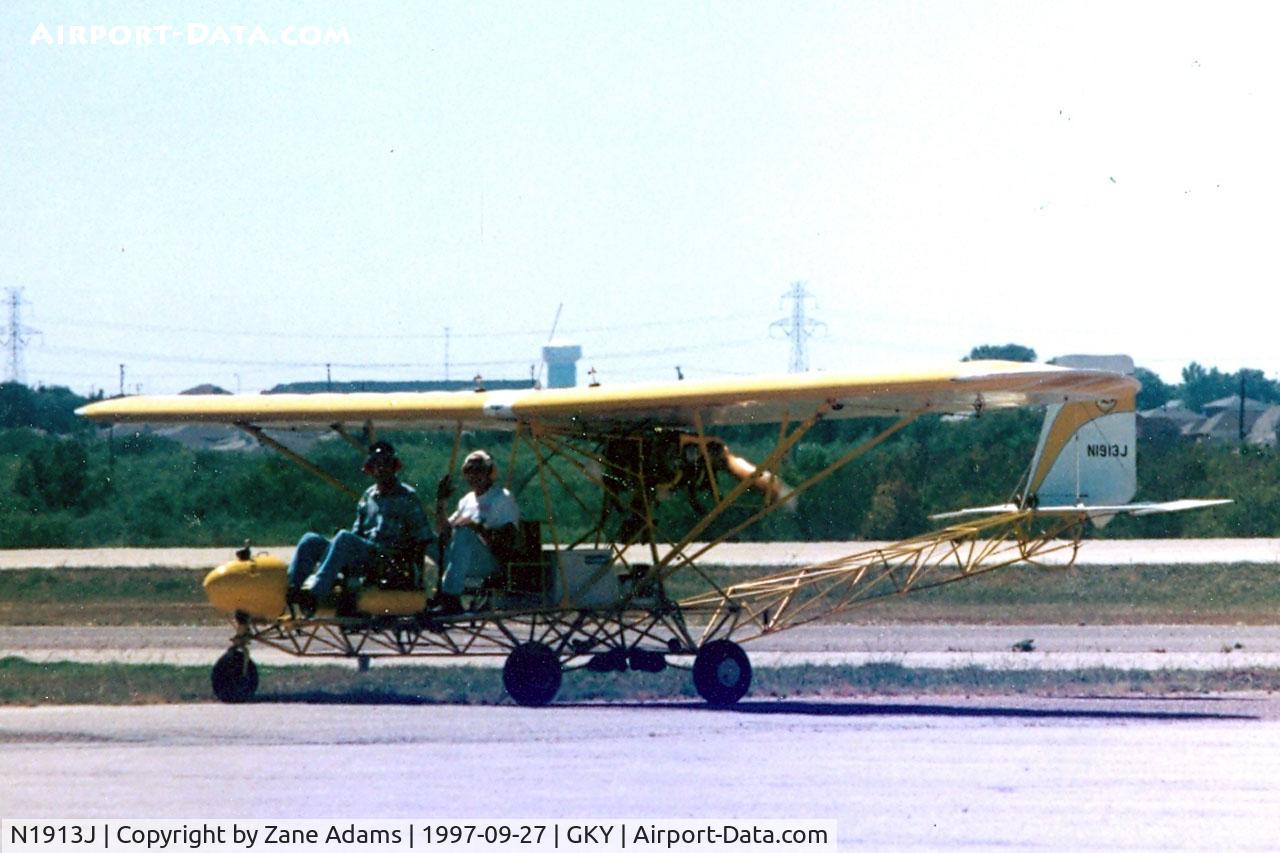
[227,409,1090,664]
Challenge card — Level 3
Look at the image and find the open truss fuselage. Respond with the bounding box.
[227,405,1088,669]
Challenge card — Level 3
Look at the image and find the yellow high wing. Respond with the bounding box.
[76,360,1137,430]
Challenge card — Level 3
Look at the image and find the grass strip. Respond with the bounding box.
[4,563,1280,625]
[0,568,220,626]
[2,657,1279,706]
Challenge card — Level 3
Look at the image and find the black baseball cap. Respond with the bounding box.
[363,441,398,468]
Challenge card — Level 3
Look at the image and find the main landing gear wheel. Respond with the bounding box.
[693,639,752,706]
[211,647,259,703]
[502,642,562,707]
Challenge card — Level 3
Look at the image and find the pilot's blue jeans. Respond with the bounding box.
[288,531,377,601]
[439,527,500,596]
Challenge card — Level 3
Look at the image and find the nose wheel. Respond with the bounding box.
[692,640,751,706]
[211,647,259,703]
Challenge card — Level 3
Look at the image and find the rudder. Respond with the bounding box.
[1023,355,1137,511]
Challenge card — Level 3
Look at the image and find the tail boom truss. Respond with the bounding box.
[681,510,1087,643]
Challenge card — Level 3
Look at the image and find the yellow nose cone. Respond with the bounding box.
[203,554,288,619]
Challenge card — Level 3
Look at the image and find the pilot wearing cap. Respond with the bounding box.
[429,449,520,615]
[286,440,434,617]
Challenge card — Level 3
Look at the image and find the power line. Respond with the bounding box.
[33,309,775,341]
[51,344,521,370]
[592,337,763,361]
[50,333,767,371]
[30,307,783,393]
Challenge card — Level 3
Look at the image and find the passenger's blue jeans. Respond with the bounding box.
[439,527,500,595]
[288,531,378,601]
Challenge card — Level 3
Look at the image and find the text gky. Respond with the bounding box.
[566,824,614,844]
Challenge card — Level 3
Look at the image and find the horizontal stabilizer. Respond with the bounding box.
[1093,498,1234,516]
[932,498,1231,521]
[929,503,1021,520]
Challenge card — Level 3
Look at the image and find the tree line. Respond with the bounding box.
[0,352,1270,549]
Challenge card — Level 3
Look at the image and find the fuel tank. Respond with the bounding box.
[203,553,288,619]
[203,552,429,618]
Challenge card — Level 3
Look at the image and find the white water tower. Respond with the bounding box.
[542,342,583,388]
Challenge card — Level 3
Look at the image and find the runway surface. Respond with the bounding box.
[1,698,1277,850]
[7,624,1280,671]
[4,538,1280,569]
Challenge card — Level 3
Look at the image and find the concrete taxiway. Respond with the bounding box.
[6,623,1280,671]
[1,698,1277,850]
[3,538,1280,570]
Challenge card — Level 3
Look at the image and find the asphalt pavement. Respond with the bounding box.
[1,698,1277,850]
[3,539,1280,570]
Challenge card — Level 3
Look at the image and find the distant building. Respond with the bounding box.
[1140,394,1280,447]
[1201,394,1272,415]
[1185,395,1271,443]
[541,342,583,389]
[266,378,532,394]
[134,377,535,451]
[1137,401,1200,442]
[1247,406,1280,448]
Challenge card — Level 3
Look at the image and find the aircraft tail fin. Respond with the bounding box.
[1021,355,1137,523]
[919,353,1230,527]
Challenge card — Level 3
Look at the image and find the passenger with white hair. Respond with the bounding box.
[429,449,520,615]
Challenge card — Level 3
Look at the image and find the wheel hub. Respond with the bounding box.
[716,658,741,686]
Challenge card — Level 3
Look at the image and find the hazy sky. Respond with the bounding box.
[3,1,1278,395]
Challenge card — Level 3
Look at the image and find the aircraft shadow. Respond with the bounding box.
[257,690,466,706]
[634,699,1258,722]
[258,693,1256,721]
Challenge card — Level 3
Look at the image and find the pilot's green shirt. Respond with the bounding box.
[352,481,433,560]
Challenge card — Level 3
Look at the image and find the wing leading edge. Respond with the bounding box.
[76,360,1139,431]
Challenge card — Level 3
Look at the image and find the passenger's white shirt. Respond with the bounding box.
[449,486,519,529]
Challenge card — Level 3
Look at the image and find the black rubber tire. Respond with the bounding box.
[502,642,562,707]
[692,639,752,706]
[211,647,259,703]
